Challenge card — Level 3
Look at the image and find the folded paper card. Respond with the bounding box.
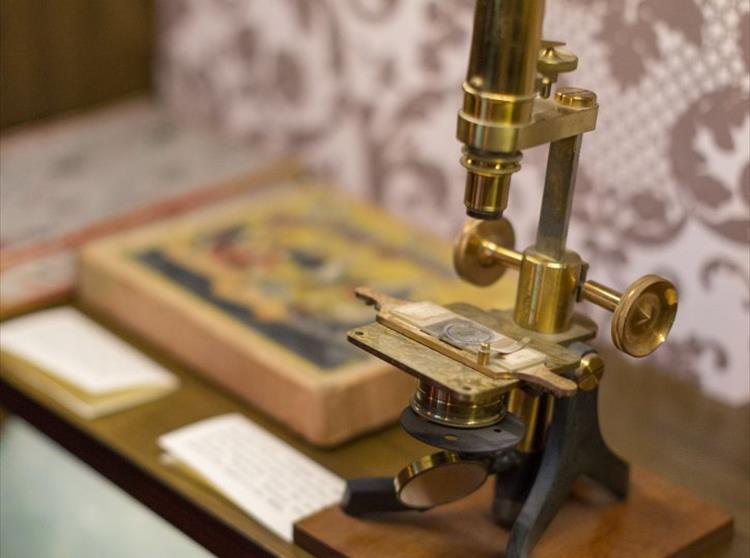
[0,307,178,418]
[158,414,345,541]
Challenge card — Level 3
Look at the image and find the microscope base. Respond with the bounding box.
[294,467,731,558]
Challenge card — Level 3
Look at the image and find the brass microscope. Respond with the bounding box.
[340,1,678,556]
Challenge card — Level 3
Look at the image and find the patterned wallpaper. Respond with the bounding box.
[156,0,750,405]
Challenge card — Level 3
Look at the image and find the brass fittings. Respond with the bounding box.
[537,41,578,98]
[573,351,605,391]
[514,249,583,333]
[452,220,679,357]
[453,214,517,287]
[457,0,544,219]
[461,149,521,220]
[506,387,554,453]
[555,87,597,109]
[411,378,507,428]
[455,2,598,221]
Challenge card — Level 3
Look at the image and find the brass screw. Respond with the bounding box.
[555,87,597,109]
[575,352,605,391]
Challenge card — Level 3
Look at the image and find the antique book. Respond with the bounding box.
[79,183,515,445]
[0,307,179,418]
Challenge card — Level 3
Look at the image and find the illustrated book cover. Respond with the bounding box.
[79,182,515,445]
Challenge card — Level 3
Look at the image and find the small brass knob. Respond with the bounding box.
[537,40,578,98]
[453,218,516,286]
[555,87,597,109]
[538,41,578,73]
[610,275,678,358]
[574,352,605,391]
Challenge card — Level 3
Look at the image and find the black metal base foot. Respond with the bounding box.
[504,386,629,558]
[492,451,542,528]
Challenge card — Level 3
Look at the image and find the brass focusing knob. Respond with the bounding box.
[582,277,678,356]
[537,40,578,98]
[452,221,678,357]
[607,275,679,358]
[453,218,517,286]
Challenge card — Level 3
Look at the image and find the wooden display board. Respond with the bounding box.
[294,467,732,558]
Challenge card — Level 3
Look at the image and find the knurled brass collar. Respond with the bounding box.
[411,379,506,428]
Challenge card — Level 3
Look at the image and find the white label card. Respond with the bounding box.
[0,307,178,394]
[158,414,345,542]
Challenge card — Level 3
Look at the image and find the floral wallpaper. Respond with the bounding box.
[156,0,750,405]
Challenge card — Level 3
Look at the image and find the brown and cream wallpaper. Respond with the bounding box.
[156,0,750,405]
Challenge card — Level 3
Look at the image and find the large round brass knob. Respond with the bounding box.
[453,218,516,286]
[610,275,678,358]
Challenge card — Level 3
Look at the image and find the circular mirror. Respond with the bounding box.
[395,451,488,509]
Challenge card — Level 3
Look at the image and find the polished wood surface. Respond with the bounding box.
[0,0,153,129]
[295,467,731,558]
[0,302,748,557]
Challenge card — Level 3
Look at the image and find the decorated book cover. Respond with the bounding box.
[80,182,515,445]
